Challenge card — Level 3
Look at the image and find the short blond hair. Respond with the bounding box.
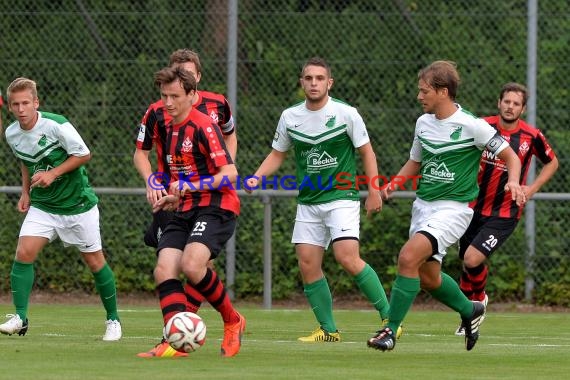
[7,77,38,100]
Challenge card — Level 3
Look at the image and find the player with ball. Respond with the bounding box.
[151,66,245,356]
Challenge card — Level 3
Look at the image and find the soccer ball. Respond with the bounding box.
[163,312,207,353]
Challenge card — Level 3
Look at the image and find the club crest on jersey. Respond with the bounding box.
[38,134,48,147]
[210,110,219,124]
[519,141,530,155]
[182,137,193,153]
[449,126,462,140]
[325,115,336,129]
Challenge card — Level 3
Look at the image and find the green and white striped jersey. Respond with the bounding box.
[410,106,508,202]
[5,111,98,215]
[272,97,370,205]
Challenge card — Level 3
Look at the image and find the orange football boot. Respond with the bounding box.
[220,312,246,357]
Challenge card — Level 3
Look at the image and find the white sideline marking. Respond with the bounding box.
[117,309,158,313]
[39,333,158,340]
[489,343,570,348]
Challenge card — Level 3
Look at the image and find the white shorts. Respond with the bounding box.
[292,199,360,248]
[410,198,473,262]
[20,206,103,253]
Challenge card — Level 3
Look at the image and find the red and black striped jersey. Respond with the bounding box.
[137,100,169,173]
[471,115,556,219]
[165,107,240,215]
[135,90,235,174]
[193,91,235,135]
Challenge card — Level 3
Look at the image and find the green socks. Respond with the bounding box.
[93,263,120,321]
[385,271,474,333]
[304,277,336,333]
[387,275,420,332]
[305,265,390,333]
[11,261,120,323]
[11,261,34,321]
[354,263,390,319]
[429,272,474,317]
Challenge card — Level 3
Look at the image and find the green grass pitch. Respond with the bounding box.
[0,302,568,379]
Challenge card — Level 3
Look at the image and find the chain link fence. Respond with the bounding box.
[0,0,568,305]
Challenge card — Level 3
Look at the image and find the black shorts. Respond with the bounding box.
[144,210,175,248]
[157,206,236,260]
[459,213,518,259]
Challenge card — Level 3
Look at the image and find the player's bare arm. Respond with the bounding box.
[223,132,238,162]
[133,148,168,205]
[30,154,91,189]
[381,159,421,200]
[496,147,525,206]
[18,163,31,213]
[358,142,383,217]
[522,156,559,199]
[246,149,288,193]
[152,194,179,213]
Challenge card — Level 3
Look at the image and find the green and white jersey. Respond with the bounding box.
[410,105,508,202]
[272,97,370,205]
[5,111,98,215]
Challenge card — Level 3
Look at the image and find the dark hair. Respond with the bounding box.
[500,82,528,106]
[301,57,332,78]
[154,66,197,94]
[169,49,202,74]
[418,60,460,100]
